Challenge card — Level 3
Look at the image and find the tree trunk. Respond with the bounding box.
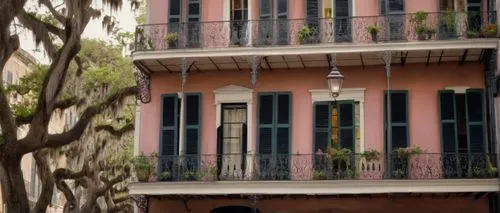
[0,157,30,213]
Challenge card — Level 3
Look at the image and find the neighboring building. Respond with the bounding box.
[0,49,65,213]
[130,0,499,213]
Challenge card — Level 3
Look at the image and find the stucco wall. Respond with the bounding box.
[148,196,489,213]
[139,62,484,156]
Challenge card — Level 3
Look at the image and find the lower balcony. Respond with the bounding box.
[134,153,498,182]
[129,153,499,196]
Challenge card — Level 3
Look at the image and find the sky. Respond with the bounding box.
[18,1,138,64]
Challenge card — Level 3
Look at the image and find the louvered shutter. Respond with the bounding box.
[439,90,458,154]
[258,0,273,46]
[184,93,201,172]
[258,94,274,155]
[384,91,409,152]
[466,89,485,154]
[338,101,355,152]
[276,0,288,45]
[313,103,330,153]
[187,0,201,48]
[161,95,179,156]
[168,0,182,33]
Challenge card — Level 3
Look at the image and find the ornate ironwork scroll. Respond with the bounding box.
[249,56,262,86]
[380,50,392,77]
[181,57,188,90]
[134,69,151,104]
[131,195,149,213]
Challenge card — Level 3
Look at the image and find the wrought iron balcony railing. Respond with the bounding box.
[134,153,498,182]
[135,11,496,52]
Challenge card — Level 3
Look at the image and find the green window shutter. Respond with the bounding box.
[186,0,201,48]
[438,90,458,154]
[313,102,330,153]
[160,94,179,156]
[276,93,291,154]
[276,0,288,45]
[168,0,182,34]
[258,93,274,155]
[184,93,201,156]
[338,101,355,152]
[384,91,409,153]
[466,89,485,153]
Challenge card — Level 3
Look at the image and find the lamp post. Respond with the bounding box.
[326,66,344,99]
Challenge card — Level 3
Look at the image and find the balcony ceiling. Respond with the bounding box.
[135,47,487,73]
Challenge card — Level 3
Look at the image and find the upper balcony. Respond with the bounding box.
[132,11,498,73]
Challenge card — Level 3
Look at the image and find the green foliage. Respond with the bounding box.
[481,24,497,37]
[443,9,456,30]
[298,25,313,43]
[391,146,423,158]
[410,11,428,35]
[366,24,380,33]
[164,32,179,43]
[468,30,480,38]
[313,170,326,180]
[362,150,381,162]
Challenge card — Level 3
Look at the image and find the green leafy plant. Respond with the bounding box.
[443,9,456,31]
[313,170,326,180]
[298,25,313,44]
[328,147,352,161]
[159,171,171,180]
[164,32,179,45]
[392,146,423,158]
[134,153,152,182]
[467,30,480,38]
[410,11,428,28]
[366,24,381,33]
[487,156,498,177]
[183,171,199,181]
[481,24,497,38]
[362,150,381,162]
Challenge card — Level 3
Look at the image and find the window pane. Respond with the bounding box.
[278,0,287,13]
[277,94,289,124]
[315,104,329,128]
[391,93,407,123]
[467,91,483,122]
[260,0,272,15]
[188,3,200,15]
[170,0,181,15]
[259,95,274,124]
[392,126,407,149]
[388,0,404,12]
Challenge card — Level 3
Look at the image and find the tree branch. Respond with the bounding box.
[34,86,137,151]
[31,151,55,213]
[95,123,134,137]
[38,0,66,24]
[15,97,82,126]
[17,10,63,59]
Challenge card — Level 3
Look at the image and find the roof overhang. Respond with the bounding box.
[132,39,498,73]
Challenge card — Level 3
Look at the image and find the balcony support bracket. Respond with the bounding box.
[131,195,149,213]
[134,67,151,104]
[249,56,262,87]
[181,57,188,90]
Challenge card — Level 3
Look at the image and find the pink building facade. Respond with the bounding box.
[131,0,500,212]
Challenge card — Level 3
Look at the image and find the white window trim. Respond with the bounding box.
[445,86,470,94]
[309,88,366,152]
[223,0,253,46]
[213,84,254,179]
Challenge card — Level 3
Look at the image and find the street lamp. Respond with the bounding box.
[326,66,344,98]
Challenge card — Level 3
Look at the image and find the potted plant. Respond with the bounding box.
[366,24,381,42]
[362,150,381,162]
[391,146,423,179]
[313,170,326,180]
[410,11,428,40]
[481,24,497,38]
[425,27,436,40]
[298,25,313,44]
[467,30,480,38]
[164,32,179,48]
[183,171,199,181]
[134,153,152,182]
[202,165,218,182]
[159,171,172,181]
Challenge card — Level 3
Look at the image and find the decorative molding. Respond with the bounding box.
[213,84,254,171]
[134,69,151,104]
[131,195,148,213]
[128,179,499,195]
[309,88,366,152]
[309,88,365,103]
[445,86,470,94]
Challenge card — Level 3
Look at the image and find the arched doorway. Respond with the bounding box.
[210,206,260,213]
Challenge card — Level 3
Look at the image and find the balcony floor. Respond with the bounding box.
[133,39,497,73]
[129,178,498,196]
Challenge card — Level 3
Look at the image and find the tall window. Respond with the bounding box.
[257,92,291,180]
[258,0,288,45]
[168,0,201,48]
[231,0,249,45]
[439,89,486,177]
[159,93,201,181]
[380,0,405,40]
[384,91,409,178]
